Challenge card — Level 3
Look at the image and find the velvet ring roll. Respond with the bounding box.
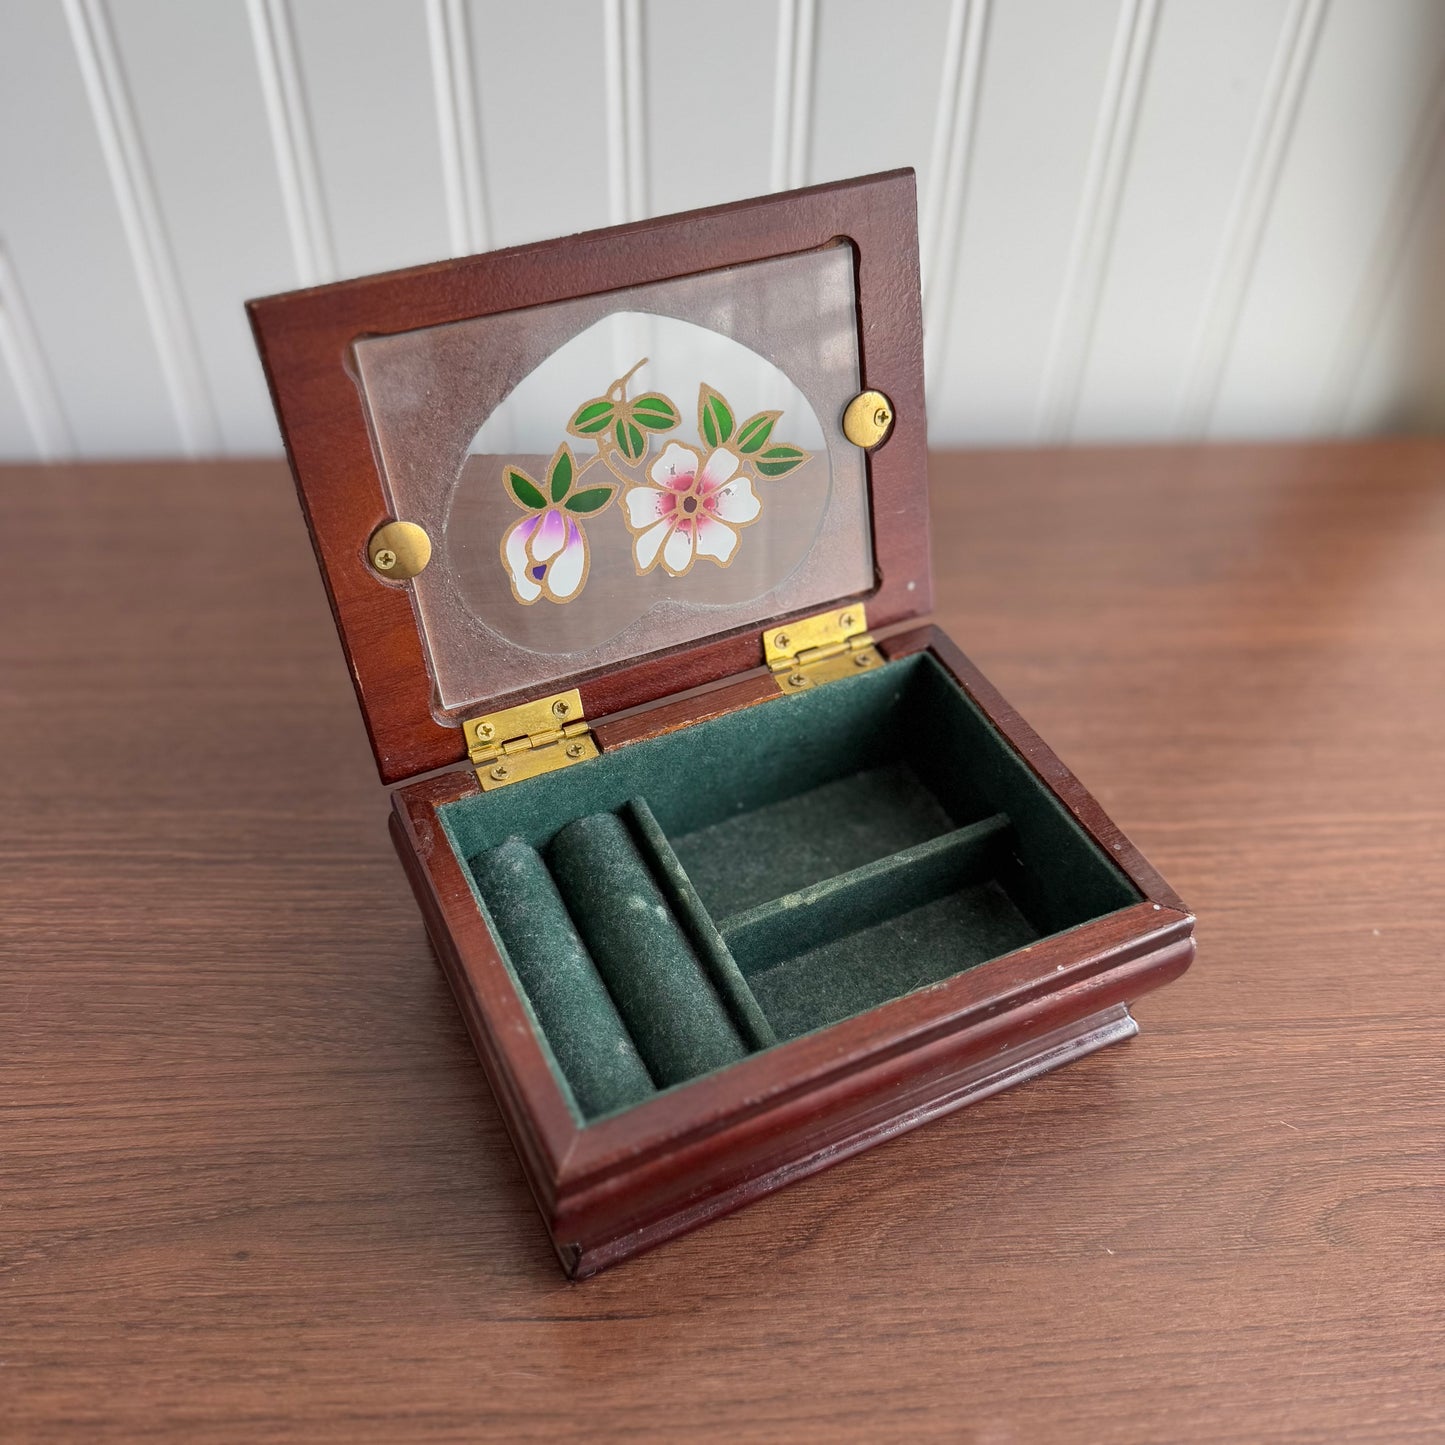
[471,836,656,1120]
[546,812,750,1086]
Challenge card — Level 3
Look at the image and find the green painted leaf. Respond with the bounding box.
[631,393,680,431]
[507,468,548,509]
[567,399,614,436]
[754,444,810,478]
[734,411,779,455]
[613,418,646,461]
[698,385,734,448]
[548,445,574,502]
[564,485,616,514]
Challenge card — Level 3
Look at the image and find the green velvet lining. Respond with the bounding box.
[546,811,749,1084]
[470,838,656,1117]
[440,653,1141,1124]
[718,812,1013,973]
[670,761,957,917]
[624,800,777,1051]
[744,880,1037,1040]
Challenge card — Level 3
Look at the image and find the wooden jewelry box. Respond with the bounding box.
[248,170,1193,1279]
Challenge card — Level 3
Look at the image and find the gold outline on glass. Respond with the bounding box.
[499,360,813,605]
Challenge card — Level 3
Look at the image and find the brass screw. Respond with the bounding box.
[787,671,809,689]
[489,763,509,781]
[839,611,856,629]
[565,742,586,759]
[552,700,570,718]
[774,632,790,650]
[367,521,431,580]
[854,652,874,668]
[843,389,895,449]
[475,722,495,742]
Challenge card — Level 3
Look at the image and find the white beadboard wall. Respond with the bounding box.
[2,0,1444,460]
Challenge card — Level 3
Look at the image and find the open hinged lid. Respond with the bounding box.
[248,170,932,785]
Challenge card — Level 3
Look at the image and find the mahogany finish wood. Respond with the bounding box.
[388,634,1193,1272]
[6,442,1443,1440]
[252,164,1186,1274]
[247,170,930,785]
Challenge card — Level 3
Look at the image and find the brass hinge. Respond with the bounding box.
[463,688,599,790]
[763,604,883,693]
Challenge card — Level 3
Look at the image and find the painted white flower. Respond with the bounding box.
[501,506,589,604]
[622,441,761,577]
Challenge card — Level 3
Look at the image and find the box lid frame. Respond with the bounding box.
[248,169,931,785]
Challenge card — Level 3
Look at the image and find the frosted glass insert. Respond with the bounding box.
[352,244,872,716]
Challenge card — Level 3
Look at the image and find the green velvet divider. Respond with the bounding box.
[545,812,751,1086]
[669,761,957,918]
[469,837,656,1120]
[623,799,777,1051]
[719,812,1012,974]
[744,880,1039,1041]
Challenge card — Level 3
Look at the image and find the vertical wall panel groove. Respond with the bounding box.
[921,0,990,385]
[1317,54,1445,432]
[770,0,816,191]
[426,0,488,255]
[246,0,336,287]
[604,0,648,224]
[60,0,219,455]
[1174,0,1327,437]
[0,248,74,460]
[1034,0,1160,443]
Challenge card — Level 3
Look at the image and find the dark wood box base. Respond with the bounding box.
[558,1002,1138,1278]
[388,629,1193,1279]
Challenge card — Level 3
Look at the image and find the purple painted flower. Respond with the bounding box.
[501,506,589,605]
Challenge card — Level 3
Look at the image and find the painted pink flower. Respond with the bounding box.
[622,441,761,576]
[502,506,589,604]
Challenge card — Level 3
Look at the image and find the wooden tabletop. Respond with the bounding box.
[4,442,1442,1442]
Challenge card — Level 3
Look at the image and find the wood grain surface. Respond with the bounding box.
[3,442,1443,1442]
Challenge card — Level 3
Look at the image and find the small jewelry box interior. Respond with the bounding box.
[440,650,1140,1122]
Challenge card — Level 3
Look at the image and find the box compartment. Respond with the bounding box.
[440,652,1142,1122]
